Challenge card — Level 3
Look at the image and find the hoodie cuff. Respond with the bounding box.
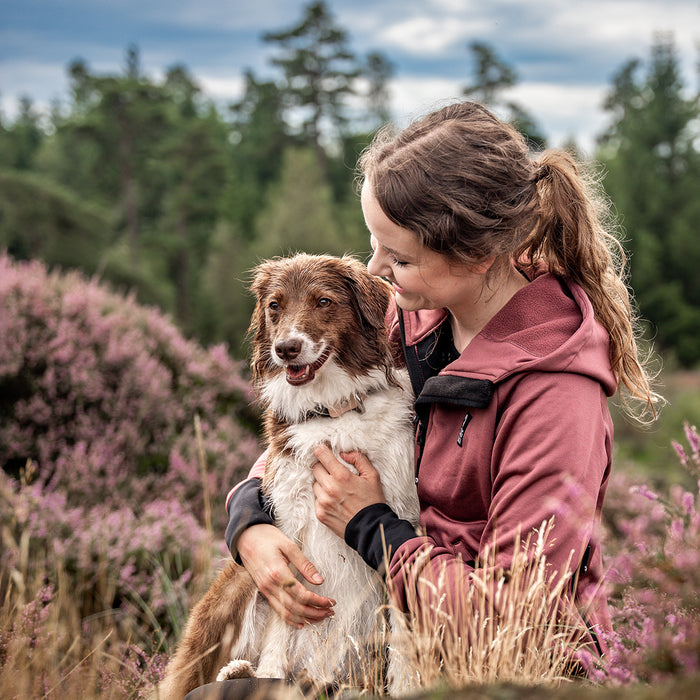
[225,478,274,562]
[345,503,417,571]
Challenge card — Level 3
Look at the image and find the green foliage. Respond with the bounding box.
[364,52,395,127]
[227,71,293,235]
[0,169,112,272]
[0,97,45,170]
[252,147,347,258]
[198,221,253,356]
[611,371,700,490]
[598,34,700,366]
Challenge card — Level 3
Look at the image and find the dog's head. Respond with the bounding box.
[248,253,395,389]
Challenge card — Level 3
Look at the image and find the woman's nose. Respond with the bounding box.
[367,248,385,277]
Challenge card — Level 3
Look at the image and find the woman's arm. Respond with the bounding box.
[311,445,421,569]
[314,373,611,635]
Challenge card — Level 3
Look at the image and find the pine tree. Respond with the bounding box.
[364,51,395,127]
[57,47,171,266]
[599,34,700,365]
[252,146,346,259]
[228,70,292,236]
[0,97,44,170]
[263,1,359,176]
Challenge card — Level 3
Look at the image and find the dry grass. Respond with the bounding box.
[384,518,591,695]
[0,554,160,699]
[1,518,591,698]
[2,512,697,700]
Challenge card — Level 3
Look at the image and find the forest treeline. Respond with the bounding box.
[1,1,698,365]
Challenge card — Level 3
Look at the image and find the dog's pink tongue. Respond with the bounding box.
[285,365,313,385]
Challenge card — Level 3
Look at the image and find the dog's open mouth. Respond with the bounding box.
[285,349,331,386]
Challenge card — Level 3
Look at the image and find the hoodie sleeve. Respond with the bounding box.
[344,503,419,571]
[224,451,271,560]
[384,371,612,639]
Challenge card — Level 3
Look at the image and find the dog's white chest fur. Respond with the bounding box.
[228,366,419,685]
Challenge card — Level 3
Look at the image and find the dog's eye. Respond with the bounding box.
[317,298,332,308]
[268,301,279,311]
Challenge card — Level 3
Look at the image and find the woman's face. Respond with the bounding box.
[362,180,487,315]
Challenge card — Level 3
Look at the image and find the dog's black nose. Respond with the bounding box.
[275,338,302,361]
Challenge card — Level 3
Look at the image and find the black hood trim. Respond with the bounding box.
[415,375,495,410]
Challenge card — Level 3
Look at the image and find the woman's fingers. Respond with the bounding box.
[237,524,335,626]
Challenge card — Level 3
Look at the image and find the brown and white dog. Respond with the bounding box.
[156,254,419,698]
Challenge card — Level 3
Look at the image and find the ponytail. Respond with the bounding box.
[517,150,660,422]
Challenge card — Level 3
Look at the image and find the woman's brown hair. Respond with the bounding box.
[358,101,659,421]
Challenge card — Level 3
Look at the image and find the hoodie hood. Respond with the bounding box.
[401,269,617,397]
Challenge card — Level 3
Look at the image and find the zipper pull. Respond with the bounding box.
[457,412,472,447]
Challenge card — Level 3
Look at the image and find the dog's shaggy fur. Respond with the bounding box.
[156,254,419,699]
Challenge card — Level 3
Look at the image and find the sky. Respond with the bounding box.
[1,0,698,154]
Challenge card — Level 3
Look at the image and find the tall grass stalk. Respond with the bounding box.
[194,414,213,542]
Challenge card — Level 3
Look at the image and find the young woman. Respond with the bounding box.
[224,101,657,670]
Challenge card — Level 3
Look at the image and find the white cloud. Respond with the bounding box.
[509,0,699,77]
[0,0,696,148]
[198,74,246,100]
[0,60,67,118]
[378,15,489,55]
[509,82,610,154]
[161,0,299,31]
[387,76,611,155]
[551,0,698,45]
[388,75,464,123]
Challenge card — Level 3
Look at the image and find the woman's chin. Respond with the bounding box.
[394,292,419,311]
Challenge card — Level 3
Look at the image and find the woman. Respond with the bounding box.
[225,101,657,672]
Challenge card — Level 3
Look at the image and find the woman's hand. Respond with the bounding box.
[311,445,386,538]
[237,524,335,628]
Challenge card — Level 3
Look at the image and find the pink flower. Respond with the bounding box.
[630,483,659,501]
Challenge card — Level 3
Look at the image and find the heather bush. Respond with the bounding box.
[0,252,261,531]
[0,469,230,645]
[589,422,700,684]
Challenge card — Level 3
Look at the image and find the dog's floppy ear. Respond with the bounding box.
[339,256,392,332]
[247,260,276,385]
[249,259,275,301]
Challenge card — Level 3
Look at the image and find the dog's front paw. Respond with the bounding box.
[216,659,255,681]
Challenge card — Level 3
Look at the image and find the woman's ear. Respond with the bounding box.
[467,256,496,276]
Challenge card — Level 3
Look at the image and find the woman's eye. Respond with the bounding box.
[392,256,408,267]
[318,298,332,308]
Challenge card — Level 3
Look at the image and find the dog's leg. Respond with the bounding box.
[253,614,292,679]
[155,562,256,700]
[215,659,255,682]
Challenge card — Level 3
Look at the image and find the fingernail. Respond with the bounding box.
[312,573,323,584]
